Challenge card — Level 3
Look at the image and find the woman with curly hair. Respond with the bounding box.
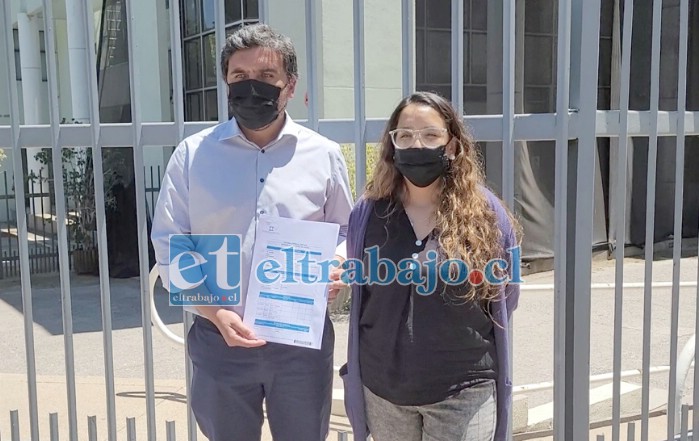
[340,91,521,441]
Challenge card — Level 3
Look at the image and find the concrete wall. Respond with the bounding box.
[131,0,172,172]
[267,0,404,121]
[319,0,403,119]
[267,0,310,121]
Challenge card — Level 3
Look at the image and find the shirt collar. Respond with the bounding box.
[217,112,300,147]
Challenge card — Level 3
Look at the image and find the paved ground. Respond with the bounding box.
[0,255,697,440]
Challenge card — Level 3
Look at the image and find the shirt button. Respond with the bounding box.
[412,253,419,259]
[260,210,266,215]
[261,149,265,153]
[415,240,422,246]
[260,178,265,183]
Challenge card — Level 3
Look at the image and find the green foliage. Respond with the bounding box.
[29,148,126,249]
[340,143,381,199]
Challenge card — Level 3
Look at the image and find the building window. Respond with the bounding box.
[181,0,259,122]
[13,29,48,82]
[416,0,558,115]
[416,0,489,113]
[416,0,614,114]
[523,0,558,114]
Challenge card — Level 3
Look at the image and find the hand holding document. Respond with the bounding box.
[243,215,340,349]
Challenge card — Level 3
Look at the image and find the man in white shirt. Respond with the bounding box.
[151,24,353,441]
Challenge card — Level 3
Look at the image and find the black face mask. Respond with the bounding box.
[228,79,284,130]
[393,146,449,187]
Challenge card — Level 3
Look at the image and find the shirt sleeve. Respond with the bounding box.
[325,143,355,260]
[151,141,206,294]
[504,226,520,317]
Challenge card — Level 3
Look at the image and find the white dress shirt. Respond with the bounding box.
[151,114,354,317]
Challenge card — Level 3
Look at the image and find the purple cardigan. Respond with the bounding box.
[340,188,520,441]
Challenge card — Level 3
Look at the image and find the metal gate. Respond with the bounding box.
[1,0,698,440]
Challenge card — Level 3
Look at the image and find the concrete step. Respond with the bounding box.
[522,381,667,433]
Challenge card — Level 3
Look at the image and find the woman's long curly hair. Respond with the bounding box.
[364,91,519,303]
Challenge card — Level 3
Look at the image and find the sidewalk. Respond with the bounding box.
[0,373,353,441]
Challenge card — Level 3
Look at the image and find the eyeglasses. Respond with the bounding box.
[389,127,449,149]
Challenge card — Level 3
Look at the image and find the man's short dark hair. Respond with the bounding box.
[220,24,298,80]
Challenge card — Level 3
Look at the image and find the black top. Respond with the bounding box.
[358,199,498,406]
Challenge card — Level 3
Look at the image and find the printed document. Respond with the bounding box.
[243,215,340,349]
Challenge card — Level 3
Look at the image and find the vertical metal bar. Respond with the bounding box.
[568,0,601,438]
[39,172,45,259]
[215,0,227,123]
[401,0,415,96]
[1,1,40,438]
[1,172,6,280]
[40,3,79,440]
[81,4,118,441]
[305,0,319,131]
[30,177,37,246]
[679,404,689,441]
[49,413,59,441]
[352,0,367,195]
[612,0,635,439]
[501,2,516,439]
[37,180,42,275]
[10,410,20,441]
[126,418,137,441]
[183,311,197,441]
[640,1,663,440]
[627,421,636,441]
[168,0,195,437]
[166,421,176,441]
[694,187,699,441]
[501,0,515,208]
[49,166,56,272]
[150,168,155,215]
[124,1,157,440]
[258,0,269,24]
[169,0,185,138]
[87,416,97,441]
[451,0,464,116]
[3,172,10,280]
[668,0,690,438]
[553,0,572,437]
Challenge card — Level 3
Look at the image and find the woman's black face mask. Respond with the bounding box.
[227,79,284,130]
[393,145,450,187]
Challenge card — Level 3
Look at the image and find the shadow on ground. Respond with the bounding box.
[0,273,182,335]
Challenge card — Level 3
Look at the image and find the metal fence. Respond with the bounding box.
[0,166,163,279]
[0,0,698,440]
[0,169,63,278]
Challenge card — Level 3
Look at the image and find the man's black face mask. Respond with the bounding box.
[227,79,284,130]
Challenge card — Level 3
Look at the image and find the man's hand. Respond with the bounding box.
[196,306,267,348]
[327,255,348,304]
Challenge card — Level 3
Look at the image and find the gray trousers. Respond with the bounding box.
[364,380,496,441]
[187,316,334,441]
